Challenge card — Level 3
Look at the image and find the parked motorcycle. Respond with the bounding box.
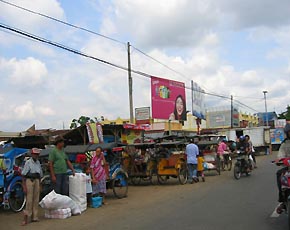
[274,157,290,228]
[233,150,253,180]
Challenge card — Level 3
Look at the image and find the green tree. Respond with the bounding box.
[278,105,290,120]
[70,116,96,129]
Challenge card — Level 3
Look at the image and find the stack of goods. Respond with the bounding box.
[69,173,87,212]
[45,208,71,219]
[39,190,81,219]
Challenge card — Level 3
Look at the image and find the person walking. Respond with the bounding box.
[21,148,43,225]
[49,138,75,196]
[186,139,199,183]
[90,147,107,204]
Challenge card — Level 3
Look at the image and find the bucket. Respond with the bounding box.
[91,196,102,208]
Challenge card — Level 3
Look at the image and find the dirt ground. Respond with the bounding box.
[0,154,277,230]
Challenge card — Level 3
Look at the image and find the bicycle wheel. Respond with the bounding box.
[178,166,188,185]
[8,181,26,212]
[131,176,141,185]
[216,158,221,175]
[234,165,241,180]
[228,157,232,171]
[113,171,128,199]
[157,175,168,185]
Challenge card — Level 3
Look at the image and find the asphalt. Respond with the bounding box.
[0,152,288,230]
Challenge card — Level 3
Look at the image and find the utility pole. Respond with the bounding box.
[230,95,233,128]
[127,42,134,123]
[263,90,268,126]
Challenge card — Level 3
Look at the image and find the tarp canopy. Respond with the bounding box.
[0,146,28,158]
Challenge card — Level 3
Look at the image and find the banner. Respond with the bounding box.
[151,76,186,121]
[86,123,104,144]
[192,82,206,120]
[121,129,142,144]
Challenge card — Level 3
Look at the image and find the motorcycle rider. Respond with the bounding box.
[237,136,250,172]
[276,123,290,204]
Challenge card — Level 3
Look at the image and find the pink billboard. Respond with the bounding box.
[151,76,187,121]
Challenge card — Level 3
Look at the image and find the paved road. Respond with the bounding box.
[1,153,288,230]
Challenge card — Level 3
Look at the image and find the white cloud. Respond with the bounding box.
[0,1,290,131]
[0,0,65,33]
[13,101,35,120]
[0,57,47,86]
[36,106,55,116]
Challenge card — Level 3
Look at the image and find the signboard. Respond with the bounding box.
[135,107,150,124]
[86,123,104,144]
[232,107,240,127]
[275,119,286,128]
[271,128,285,144]
[192,82,206,120]
[121,129,142,144]
[151,76,186,121]
[207,110,231,128]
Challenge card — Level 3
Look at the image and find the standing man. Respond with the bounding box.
[186,139,199,183]
[21,148,43,225]
[49,138,75,196]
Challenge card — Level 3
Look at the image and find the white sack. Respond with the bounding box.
[69,173,87,212]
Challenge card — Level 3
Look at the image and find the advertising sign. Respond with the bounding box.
[135,107,150,124]
[270,128,285,144]
[232,107,240,127]
[275,119,286,128]
[86,123,104,144]
[192,82,206,120]
[151,76,186,121]
[121,129,142,144]
[207,110,231,128]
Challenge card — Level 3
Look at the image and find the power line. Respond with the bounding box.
[0,22,234,104]
[131,45,218,94]
[0,0,257,103]
[0,0,220,95]
[0,0,126,46]
[234,99,259,112]
[2,23,261,115]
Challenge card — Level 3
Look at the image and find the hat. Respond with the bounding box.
[31,148,41,155]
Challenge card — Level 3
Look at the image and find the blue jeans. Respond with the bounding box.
[53,173,69,196]
[187,163,197,181]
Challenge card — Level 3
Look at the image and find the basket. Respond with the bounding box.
[91,196,103,208]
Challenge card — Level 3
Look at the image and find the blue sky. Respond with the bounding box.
[0,0,290,131]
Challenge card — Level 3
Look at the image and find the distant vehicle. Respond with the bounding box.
[219,127,271,154]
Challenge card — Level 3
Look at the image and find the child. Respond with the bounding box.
[197,153,205,182]
[84,165,92,207]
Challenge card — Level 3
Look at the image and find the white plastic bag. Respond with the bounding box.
[69,173,87,212]
[39,190,81,215]
[45,208,71,219]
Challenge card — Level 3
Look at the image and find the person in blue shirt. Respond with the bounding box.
[186,139,199,183]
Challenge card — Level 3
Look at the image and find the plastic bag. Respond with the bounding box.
[45,208,71,219]
[39,190,81,215]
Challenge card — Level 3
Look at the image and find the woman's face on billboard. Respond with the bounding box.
[176,97,184,115]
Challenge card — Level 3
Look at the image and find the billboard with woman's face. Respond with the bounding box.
[151,76,187,121]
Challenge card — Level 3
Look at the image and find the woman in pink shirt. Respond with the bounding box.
[90,147,107,204]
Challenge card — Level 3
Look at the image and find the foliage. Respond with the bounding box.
[70,116,98,129]
[278,105,290,120]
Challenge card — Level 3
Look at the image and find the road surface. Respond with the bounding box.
[0,153,288,230]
